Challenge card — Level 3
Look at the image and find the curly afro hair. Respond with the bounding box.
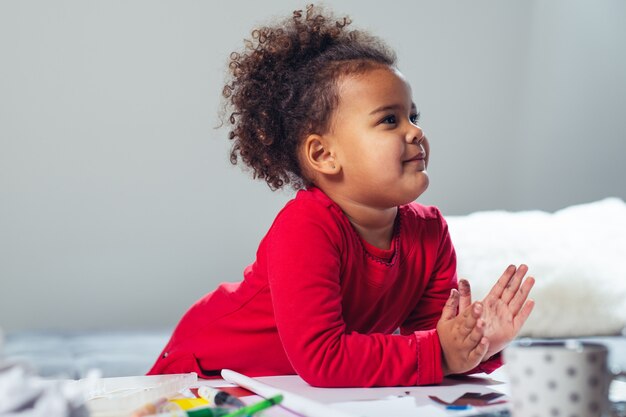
[222,4,397,190]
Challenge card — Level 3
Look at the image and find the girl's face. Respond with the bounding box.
[324,66,430,208]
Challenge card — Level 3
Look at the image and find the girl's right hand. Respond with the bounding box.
[436,289,489,375]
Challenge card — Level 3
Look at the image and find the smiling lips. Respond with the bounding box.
[404,152,425,163]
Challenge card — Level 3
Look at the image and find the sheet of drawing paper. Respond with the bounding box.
[332,397,448,417]
[255,372,509,406]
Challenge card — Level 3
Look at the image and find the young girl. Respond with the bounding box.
[148,4,535,387]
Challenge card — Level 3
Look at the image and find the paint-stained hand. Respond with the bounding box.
[436,289,489,376]
[459,265,535,361]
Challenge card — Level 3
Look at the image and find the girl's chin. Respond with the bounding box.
[407,178,429,202]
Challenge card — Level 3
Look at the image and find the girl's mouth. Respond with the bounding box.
[404,152,425,163]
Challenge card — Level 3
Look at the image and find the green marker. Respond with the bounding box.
[220,394,284,417]
[149,407,230,417]
[187,408,229,417]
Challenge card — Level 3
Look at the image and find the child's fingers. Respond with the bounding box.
[508,276,535,314]
[487,264,516,300]
[501,264,528,304]
[468,337,489,363]
[458,302,482,337]
[513,299,536,331]
[458,279,472,312]
[465,318,485,346]
[440,289,460,320]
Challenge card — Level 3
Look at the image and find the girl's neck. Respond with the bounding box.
[321,188,398,250]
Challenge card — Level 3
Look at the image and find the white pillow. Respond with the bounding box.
[445,198,626,338]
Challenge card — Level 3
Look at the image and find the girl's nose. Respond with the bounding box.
[406,124,424,144]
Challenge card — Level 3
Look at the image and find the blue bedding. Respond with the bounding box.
[2,329,170,378]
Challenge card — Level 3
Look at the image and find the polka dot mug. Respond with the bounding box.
[504,340,625,417]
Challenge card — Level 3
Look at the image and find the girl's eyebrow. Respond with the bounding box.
[369,102,417,116]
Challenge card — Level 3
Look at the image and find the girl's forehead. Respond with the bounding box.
[336,67,413,108]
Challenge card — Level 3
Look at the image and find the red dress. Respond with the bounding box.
[148,187,500,387]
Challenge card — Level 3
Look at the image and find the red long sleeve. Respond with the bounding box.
[148,187,481,387]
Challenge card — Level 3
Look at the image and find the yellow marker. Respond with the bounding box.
[169,397,210,410]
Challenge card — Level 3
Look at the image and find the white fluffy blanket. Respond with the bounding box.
[445,198,626,338]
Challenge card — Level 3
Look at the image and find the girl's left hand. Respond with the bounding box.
[459,264,535,361]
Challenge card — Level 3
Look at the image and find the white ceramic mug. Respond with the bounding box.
[504,339,625,417]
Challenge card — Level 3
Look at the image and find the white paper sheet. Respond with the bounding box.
[332,397,448,417]
[251,370,510,416]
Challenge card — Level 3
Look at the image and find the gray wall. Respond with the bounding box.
[1,1,625,331]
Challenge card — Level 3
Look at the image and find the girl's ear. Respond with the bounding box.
[302,134,340,175]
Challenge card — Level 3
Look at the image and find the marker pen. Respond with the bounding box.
[446,404,472,410]
[149,407,230,417]
[198,386,246,409]
[221,394,283,417]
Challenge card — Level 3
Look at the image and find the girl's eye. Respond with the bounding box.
[380,112,420,125]
[382,115,397,124]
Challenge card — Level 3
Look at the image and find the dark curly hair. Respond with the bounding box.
[222,4,397,190]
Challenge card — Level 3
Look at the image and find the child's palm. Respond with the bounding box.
[481,293,531,358]
[459,265,535,361]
